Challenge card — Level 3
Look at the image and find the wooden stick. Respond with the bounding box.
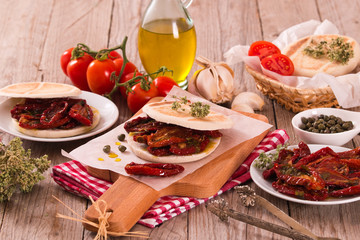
[207,201,314,240]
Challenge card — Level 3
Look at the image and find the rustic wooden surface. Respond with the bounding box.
[0,0,359,239]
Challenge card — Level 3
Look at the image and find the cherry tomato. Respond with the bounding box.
[119,71,143,98]
[86,59,117,95]
[153,76,179,97]
[261,53,294,76]
[67,53,94,91]
[248,41,281,60]
[108,50,122,60]
[127,82,159,113]
[113,58,138,77]
[60,47,74,76]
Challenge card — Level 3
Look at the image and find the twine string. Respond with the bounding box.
[53,195,149,239]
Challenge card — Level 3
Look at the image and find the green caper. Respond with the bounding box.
[299,114,354,134]
[318,123,326,130]
[342,121,353,130]
[117,134,126,141]
[324,128,331,133]
[103,145,111,153]
[118,145,127,152]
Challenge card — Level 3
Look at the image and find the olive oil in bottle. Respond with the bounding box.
[138,0,196,89]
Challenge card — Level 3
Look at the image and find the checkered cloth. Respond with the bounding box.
[51,129,288,228]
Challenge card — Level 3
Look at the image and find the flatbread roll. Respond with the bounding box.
[142,101,234,131]
[127,132,221,163]
[12,107,100,138]
[283,34,360,77]
[0,82,81,98]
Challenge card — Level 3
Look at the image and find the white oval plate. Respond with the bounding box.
[0,91,119,142]
[250,144,360,205]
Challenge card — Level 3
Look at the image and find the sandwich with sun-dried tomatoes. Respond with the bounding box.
[124,99,234,163]
[0,82,100,138]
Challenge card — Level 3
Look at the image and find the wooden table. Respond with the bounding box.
[0,0,359,239]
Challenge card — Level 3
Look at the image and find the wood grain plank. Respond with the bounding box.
[0,0,114,239]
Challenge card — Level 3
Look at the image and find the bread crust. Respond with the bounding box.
[0,82,81,98]
[283,34,360,77]
[143,101,233,131]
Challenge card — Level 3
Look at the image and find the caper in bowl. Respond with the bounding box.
[292,108,360,146]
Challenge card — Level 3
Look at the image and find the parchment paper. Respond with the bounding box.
[224,19,360,108]
[63,87,272,191]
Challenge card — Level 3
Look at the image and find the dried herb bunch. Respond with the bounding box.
[0,137,50,202]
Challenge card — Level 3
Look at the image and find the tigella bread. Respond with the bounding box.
[283,34,360,77]
[0,82,100,138]
[124,100,234,163]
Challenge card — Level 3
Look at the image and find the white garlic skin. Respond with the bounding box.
[231,103,255,113]
[231,92,265,112]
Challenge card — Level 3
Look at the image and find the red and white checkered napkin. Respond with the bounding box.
[51,129,288,228]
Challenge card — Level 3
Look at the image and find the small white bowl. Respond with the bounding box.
[292,108,360,146]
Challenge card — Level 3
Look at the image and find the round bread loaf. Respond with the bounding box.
[142,101,234,131]
[283,34,360,77]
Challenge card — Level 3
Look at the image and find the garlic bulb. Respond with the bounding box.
[189,56,235,104]
[231,92,265,113]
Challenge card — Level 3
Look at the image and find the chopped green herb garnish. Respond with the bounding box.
[171,96,210,118]
[303,37,354,64]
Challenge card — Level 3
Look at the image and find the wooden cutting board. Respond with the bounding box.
[83,98,269,233]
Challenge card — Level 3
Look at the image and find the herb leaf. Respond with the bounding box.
[171,96,210,118]
[254,144,287,170]
[303,37,354,64]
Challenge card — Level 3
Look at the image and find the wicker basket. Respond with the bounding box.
[245,65,339,113]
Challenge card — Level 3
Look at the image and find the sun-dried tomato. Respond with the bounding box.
[69,100,93,126]
[40,101,69,127]
[125,162,184,177]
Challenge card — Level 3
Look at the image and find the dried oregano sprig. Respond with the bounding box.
[254,144,288,170]
[0,137,50,202]
[171,96,210,118]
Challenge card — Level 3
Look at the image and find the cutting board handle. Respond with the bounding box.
[83,175,160,233]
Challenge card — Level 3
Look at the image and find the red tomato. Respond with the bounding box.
[60,47,74,76]
[86,59,117,95]
[153,76,179,97]
[248,41,281,60]
[127,82,159,113]
[261,53,294,76]
[108,50,122,60]
[67,53,94,91]
[119,71,143,98]
[113,58,138,77]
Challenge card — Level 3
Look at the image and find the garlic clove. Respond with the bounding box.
[231,103,254,113]
[231,92,265,111]
[195,67,219,101]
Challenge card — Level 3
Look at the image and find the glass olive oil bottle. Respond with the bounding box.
[138,0,196,89]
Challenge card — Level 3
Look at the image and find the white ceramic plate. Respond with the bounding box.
[0,91,119,142]
[250,144,360,205]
